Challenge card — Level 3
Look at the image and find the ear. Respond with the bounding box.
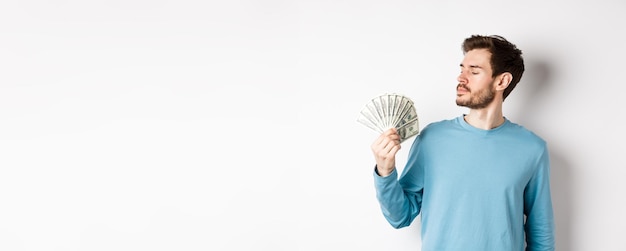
[495,72,513,91]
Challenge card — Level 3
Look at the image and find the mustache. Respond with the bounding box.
[457,84,470,91]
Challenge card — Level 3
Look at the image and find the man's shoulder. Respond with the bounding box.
[422,117,461,132]
[414,117,462,143]
[505,120,548,147]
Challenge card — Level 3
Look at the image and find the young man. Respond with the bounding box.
[371,35,555,250]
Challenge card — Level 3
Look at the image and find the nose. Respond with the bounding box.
[457,70,468,84]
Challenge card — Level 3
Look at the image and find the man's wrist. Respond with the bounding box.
[375,165,395,177]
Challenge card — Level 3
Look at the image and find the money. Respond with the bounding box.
[357,93,419,143]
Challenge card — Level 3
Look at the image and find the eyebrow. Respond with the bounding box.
[459,63,483,69]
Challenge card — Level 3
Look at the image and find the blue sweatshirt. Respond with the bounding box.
[374,116,554,251]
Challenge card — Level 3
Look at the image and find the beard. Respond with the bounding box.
[456,84,496,109]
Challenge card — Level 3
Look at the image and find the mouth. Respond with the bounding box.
[456,85,469,95]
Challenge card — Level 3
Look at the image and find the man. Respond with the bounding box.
[371,35,555,250]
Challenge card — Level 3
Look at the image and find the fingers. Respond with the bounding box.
[374,128,400,144]
[383,138,401,154]
[384,127,399,137]
[382,128,401,146]
[371,129,401,174]
[372,128,402,157]
[380,139,401,157]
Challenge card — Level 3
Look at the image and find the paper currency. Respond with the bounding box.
[357,93,419,142]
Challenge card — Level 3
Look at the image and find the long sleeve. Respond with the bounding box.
[523,147,555,251]
[373,137,424,229]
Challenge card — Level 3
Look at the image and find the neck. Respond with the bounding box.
[463,100,505,130]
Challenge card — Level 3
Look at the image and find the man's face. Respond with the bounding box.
[456,49,497,109]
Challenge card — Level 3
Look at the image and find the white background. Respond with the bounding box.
[1,0,624,250]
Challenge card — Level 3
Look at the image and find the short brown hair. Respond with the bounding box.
[462,35,524,100]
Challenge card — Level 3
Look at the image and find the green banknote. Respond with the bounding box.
[357,93,419,143]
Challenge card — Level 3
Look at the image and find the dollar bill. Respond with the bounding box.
[397,118,419,143]
[357,93,419,142]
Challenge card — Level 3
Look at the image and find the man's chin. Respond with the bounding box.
[455,98,468,107]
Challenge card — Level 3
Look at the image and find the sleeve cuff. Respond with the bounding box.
[373,165,398,180]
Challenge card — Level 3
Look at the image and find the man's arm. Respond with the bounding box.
[524,147,555,251]
[372,130,424,228]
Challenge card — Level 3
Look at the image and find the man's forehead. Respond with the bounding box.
[461,49,491,68]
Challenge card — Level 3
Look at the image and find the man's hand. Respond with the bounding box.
[371,128,401,177]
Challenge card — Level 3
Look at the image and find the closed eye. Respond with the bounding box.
[460,63,483,75]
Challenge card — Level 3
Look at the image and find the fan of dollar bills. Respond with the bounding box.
[357,93,419,143]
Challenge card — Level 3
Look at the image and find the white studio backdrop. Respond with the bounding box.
[1,1,625,251]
